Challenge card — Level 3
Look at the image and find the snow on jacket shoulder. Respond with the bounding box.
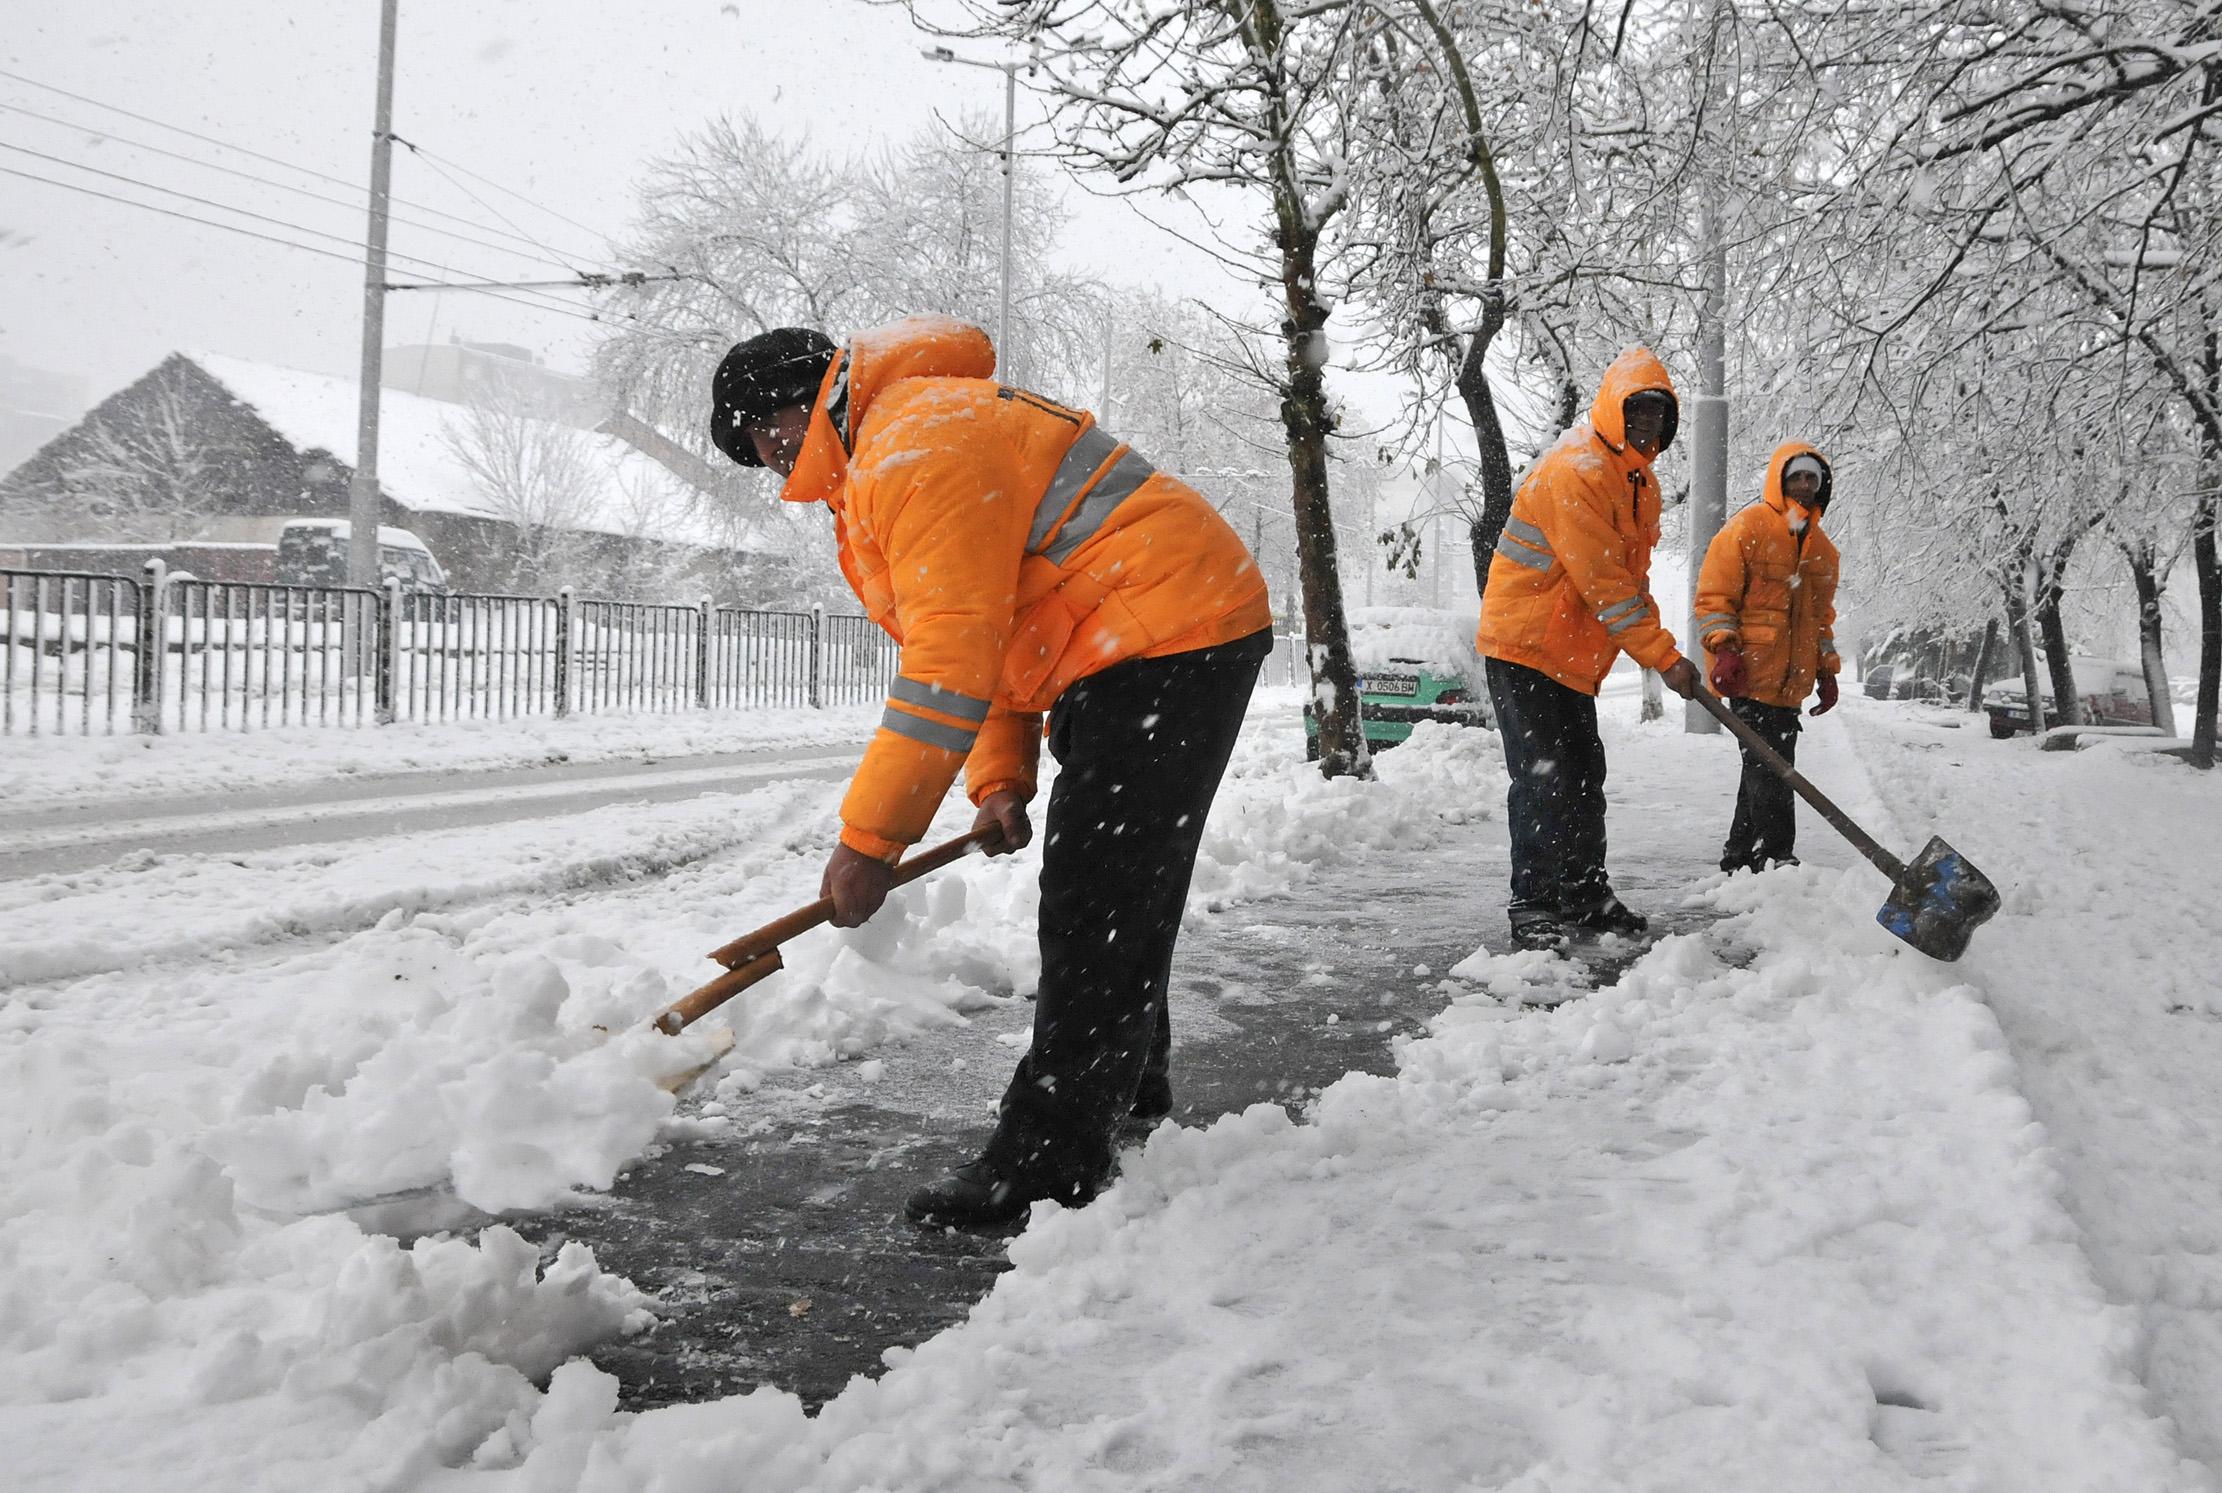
[1474,346,1684,696]
[777,315,1272,859]
[1693,440,1842,709]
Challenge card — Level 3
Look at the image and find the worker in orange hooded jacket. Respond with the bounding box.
[1475,347,1700,952]
[1694,442,1842,873]
[709,318,1272,1228]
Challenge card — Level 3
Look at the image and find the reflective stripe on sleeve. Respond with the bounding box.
[888,674,991,724]
[1502,515,1553,553]
[879,706,978,753]
[1493,532,1551,570]
[1603,600,1651,635]
[1596,595,1645,626]
[1697,611,1739,635]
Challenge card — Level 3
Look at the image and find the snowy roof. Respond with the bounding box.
[186,353,715,547]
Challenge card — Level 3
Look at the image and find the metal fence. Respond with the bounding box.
[2,570,143,737]
[2,561,899,737]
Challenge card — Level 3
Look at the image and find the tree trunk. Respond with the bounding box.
[1966,618,1998,712]
[2194,482,2220,767]
[2036,589,2081,727]
[1262,111,1365,779]
[2032,534,2085,727]
[2005,577,2047,732]
[2126,544,2178,737]
[1457,311,1516,606]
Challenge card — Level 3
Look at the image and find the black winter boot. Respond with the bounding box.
[904,1158,1029,1229]
[1509,908,1570,952]
[1564,894,1648,939]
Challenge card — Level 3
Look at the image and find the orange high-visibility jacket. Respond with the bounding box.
[777,316,1272,860]
[1693,441,1843,708]
[1475,347,1685,694]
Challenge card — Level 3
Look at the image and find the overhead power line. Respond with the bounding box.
[0,137,601,317]
[0,162,627,331]
[0,65,623,271]
[0,161,365,268]
[0,99,588,276]
[386,270,686,292]
[399,139,621,249]
[388,135,603,280]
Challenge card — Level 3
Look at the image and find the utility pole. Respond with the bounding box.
[1433,509,1445,606]
[1100,301,1114,418]
[1684,0,1729,734]
[999,62,1016,381]
[348,0,399,588]
[922,47,1021,383]
[1432,422,1446,607]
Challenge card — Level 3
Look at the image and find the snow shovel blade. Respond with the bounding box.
[1876,835,2001,962]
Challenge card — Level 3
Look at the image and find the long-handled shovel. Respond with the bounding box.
[642,826,1002,1087]
[1692,689,2002,960]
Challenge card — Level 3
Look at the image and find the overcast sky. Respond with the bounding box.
[1,0,1239,407]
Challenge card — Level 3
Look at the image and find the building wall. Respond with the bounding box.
[383,340,603,429]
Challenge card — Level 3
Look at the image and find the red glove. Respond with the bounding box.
[1708,648,1746,697]
[1810,671,1839,716]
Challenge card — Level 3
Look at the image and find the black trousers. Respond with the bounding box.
[1483,656,1612,918]
[1723,697,1801,869]
[985,628,1270,1197]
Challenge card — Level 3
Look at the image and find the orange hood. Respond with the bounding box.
[779,316,999,509]
[1589,346,1678,458]
[1761,440,1832,526]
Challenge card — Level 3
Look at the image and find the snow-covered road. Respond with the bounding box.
[2,684,2217,1490]
[0,744,860,879]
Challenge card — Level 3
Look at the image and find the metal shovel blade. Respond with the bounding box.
[1876,835,2002,962]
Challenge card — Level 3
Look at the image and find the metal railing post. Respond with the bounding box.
[809,602,825,710]
[134,559,167,735]
[377,578,401,724]
[553,586,573,718]
[694,597,711,710]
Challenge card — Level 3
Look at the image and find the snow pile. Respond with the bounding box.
[1185,717,1500,911]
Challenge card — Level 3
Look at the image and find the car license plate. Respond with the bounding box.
[1362,672,1419,696]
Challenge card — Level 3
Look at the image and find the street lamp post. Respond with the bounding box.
[923,47,1020,382]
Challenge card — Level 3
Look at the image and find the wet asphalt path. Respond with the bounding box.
[504,803,1719,1414]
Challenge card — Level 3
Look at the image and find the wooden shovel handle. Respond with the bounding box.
[1689,687,1907,881]
[705,825,1002,970]
[654,949,783,1034]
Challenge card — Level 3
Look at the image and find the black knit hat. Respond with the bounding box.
[709,327,837,467]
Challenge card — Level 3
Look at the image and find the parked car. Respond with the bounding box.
[1863,662,1908,700]
[1985,656,2154,738]
[1303,606,1491,759]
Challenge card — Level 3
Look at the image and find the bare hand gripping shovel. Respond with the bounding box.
[1692,690,2001,960]
[641,827,1001,1087]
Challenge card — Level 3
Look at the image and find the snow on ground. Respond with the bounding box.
[0,703,876,808]
[1839,699,2222,1470]
[3,682,2218,1489]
